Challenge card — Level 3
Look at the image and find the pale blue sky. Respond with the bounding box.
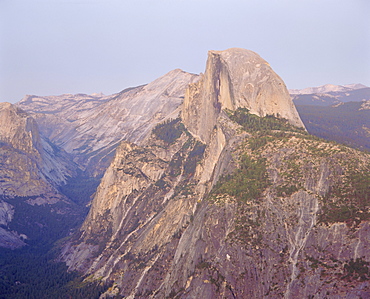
[1,0,369,103]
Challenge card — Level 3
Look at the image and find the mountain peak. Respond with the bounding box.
[209,47,261,58]
[182,48,305,142]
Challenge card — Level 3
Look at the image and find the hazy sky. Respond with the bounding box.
[1,0,369,103]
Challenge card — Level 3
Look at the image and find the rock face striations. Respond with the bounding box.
[18,69,199,176]
[60,49,370,298]
[182,48,304,143]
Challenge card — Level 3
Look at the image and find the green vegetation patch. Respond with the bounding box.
[59,172,101,207]
[184,141,206,175]
[212,154,270,203]
[319,169,370,225]
[248,135,278,151]
[228,206,264,247]
[0,194,108,299]
[296,102,370,151]
[342,258,370,281]
[226,107,305,134]
[0,246,109,299]
[4,196,84,246]
[152,118,185,144]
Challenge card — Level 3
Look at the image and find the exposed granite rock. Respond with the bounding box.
[0,227,26,249]
[290,83,368,95]
[0,102,42,156]
[361,99,370,110]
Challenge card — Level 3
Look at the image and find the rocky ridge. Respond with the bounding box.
[18,69,199,176]
[60,49,370,298]
[0,68,198,250]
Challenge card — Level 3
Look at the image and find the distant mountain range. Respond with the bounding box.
[296,101,370,151]
[290,83,370,106]
[290,84,370,151]
[289,83,367,95]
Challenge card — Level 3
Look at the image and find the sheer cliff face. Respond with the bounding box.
[182,48,304,143]
[61,49,369,298]
[0,102,42,157]
[0,103,74,197]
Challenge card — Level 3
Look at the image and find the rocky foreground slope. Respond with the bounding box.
[60,49,369,298]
